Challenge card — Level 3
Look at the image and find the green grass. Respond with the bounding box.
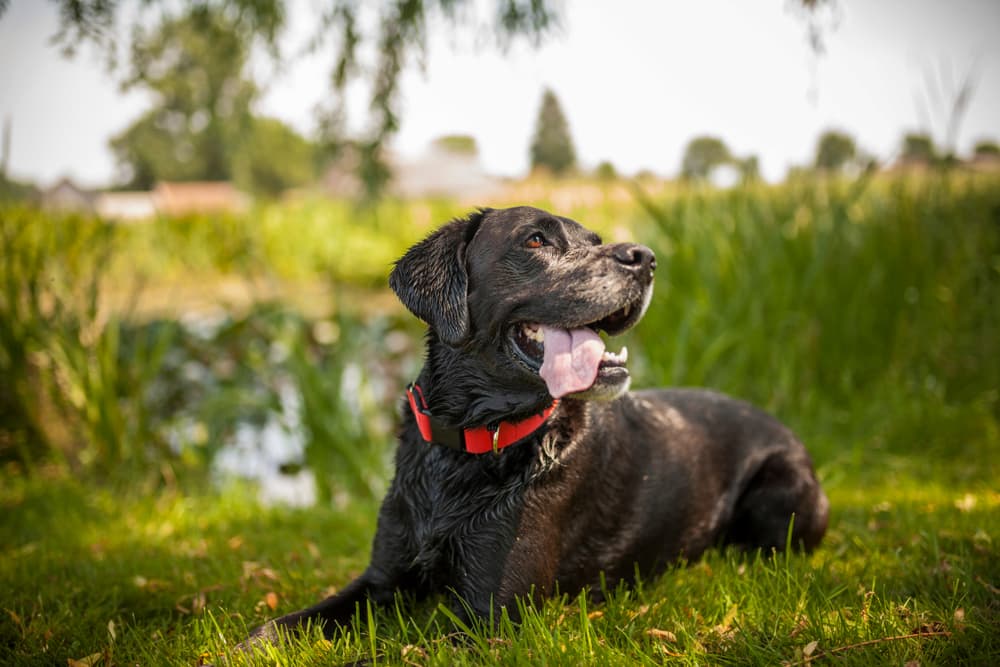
[1,470,997,665]
[2,172,1000,664]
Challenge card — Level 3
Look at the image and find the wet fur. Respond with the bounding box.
[244,206,828,644]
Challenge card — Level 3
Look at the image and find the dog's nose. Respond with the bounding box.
[611,244,656,272]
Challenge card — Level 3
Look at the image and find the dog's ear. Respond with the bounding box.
[389,210,488,345]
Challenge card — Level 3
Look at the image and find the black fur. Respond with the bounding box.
[242,206,828,646]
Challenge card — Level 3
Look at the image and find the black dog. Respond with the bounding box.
[246,206,828,643]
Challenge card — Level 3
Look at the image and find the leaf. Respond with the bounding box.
[265,591,279,611]
[789,616,809,638]
[646,628,678,643]
[242,561,281,583]
[196,651,225,666]
[106,619,116,641]
[657,644,684,657]
[67,652,104,667]
[6,608,24,636]
[587,610,603,620]
[912,621,946,635]
[711,603,739,643]
[803,640,819,656]
[401,644,428,661]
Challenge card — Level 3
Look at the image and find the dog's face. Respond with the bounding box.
[391,207,655,402]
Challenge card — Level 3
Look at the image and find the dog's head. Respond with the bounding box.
[390,207,655,402]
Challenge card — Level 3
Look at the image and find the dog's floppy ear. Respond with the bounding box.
[389,210,488,345]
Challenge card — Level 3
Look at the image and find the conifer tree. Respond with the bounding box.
[530,88,577,175]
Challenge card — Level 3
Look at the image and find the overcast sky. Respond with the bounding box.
[1,0,998,187]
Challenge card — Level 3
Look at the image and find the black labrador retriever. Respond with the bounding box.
[245,205,828,644]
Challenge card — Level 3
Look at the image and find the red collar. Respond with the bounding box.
[405,383,558,454]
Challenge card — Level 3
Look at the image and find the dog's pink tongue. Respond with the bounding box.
[539,326,605,398]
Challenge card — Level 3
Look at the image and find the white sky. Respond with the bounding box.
[1,0,998,187]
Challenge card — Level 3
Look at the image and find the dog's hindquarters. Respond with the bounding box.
[616,389,828,558]
[723,449,828,552]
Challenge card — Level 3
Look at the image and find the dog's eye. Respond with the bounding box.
[525,233,547,249]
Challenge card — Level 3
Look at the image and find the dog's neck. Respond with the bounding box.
[415,332,554,430]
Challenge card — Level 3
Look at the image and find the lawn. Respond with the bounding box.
[2,173,998,665]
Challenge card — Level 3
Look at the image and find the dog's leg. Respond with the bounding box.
[445,505,562,629]
[240,496,418,649]
[239,569,390,648]
[724,450,829,552]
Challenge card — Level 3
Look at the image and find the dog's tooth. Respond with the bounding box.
[523,323,545,342]
[599,347,628,364]
[602,349,625,363]
[623,303,631,318]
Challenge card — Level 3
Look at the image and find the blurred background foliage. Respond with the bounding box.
[2,170,998,498]
[0,0,996,514]
[0,0,841,199]
[18,0,561,199]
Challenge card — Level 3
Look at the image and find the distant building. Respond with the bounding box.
[40,177,94,212]
[321,147,364,198]
[38,178,250,220]
[322,141,503,200]
[94,191,157,222]
[153,181,249,216]
[390,144,502,200]
[967,152,1000,172]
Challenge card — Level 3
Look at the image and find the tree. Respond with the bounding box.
[738,155,760,183]
[814,129,856,172]
[973,140,1000,158]
[431,135,478,156]
[530,88,577,175]
[18,0,556,198]
[109,7,316,195]
[2,0,835,197]
[111,110,207,188]
[233,117,317,197]
[594,161,618,181]
[680,136,731,180]
[110,6,255,188]
[900,133,936,165]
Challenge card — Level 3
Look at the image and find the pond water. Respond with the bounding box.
[164,306,412,508]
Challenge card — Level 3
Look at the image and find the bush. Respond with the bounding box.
[631,174,1000,466]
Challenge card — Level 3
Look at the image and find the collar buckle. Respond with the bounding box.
[488,424,501,454]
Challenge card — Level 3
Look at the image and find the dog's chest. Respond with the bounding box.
[395,445,535,580]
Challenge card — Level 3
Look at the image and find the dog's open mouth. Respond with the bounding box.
[509,299,645,400]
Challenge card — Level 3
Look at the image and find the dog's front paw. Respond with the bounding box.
[212,620,281,663]
[196,624,279,666]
